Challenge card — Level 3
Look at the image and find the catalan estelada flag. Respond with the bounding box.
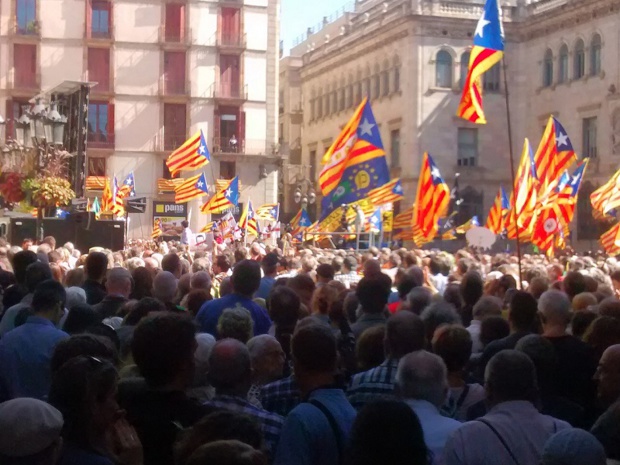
[591,169,620,216]
[174,173,209,204]
[601,222,620,255]
[455,216,480,235]
[113,176,126,217]
[290,208,312,236]
[200,176,239,214]
[393,205,414,230]
[101,176,114,213]
[485,186,509,234]
[412,153,450,246]
[256,203,280,221]
[506,139,538,241]
[319,98,389,207]
[368,179,404,207]
[239,200,259,237]
[151,218,162,239]
[118,172,136,199]
[367,209,382,233]
[166,130,210,176]
[533,116,577,190]
[456,0,504,124]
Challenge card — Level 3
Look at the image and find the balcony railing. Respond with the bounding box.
[162,133,189,151]
[161,77,187,96]
[212,137,267,155]
[216,33,247,49]
[87,132,115,149]
[15,20,40,36]
[159,25,192,45]
[211,83,248,100]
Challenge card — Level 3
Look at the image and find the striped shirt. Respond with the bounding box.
[347,358,399,409]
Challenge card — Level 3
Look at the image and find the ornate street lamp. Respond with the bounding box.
[15,110,33,148]
[30,98,47,140]
[45,103,67,145]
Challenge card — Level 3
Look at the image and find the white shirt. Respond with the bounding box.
[466,320,483,354]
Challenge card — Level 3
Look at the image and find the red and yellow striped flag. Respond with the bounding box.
[174,173,209,204]
[367,178,404,206]
[412,153,450,246]
[601,222,620,255]
[151,218,162,239]
[485,186,509,234]
[101,176,114,212]
[505,139,538,241]
[166,130,210,176]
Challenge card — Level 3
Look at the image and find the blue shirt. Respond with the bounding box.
[274,388,357,465]
[0,316,68,401]
[196,293,272,337]
[255,276,276,300]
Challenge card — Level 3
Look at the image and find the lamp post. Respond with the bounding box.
[294,178,316,217]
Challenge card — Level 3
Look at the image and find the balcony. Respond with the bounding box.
[210,83,248,102]
[160,133,189,152]
[216,33,247,52]
[160,76,187,96]
[212,137,267,156]
[87,132,115,149]
[159,25,192,47]
[14,20,40,37]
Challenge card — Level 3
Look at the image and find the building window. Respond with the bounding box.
[460,51,470,89]
[323,93,329,116]
[574,39,585,79]
[13,44,37,89]
[346,85,353,108]
[582,116,598,158]
[88,102,114,148]
[338,87,345,112]
[87,157,106,177]
[483,63,500,92]
[390,129,400,169]
[393,57,400,92]
[164,51,186,95]
[88,47,110,93]
[373,72,381,99]
[165,3,185,42]
[436,50,453,88]
[590,34,602,76]
[381,67,389,97]
[309,150,317,182]
[356,81,362,104]
[90,0,111,38]
[364,77,371,98]
[558,44,569,83]
[163,103,186,150]
[219,161,236,179]
[331,90,337,115]
[16,0,36,34]
[543,49,553,87]
[457,128,478,166]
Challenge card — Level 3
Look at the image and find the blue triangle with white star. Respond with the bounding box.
[198,130,211,161]
[356,101,384,150]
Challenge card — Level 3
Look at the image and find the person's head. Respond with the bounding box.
[515,334,557,392]
[584,316,620,360]
[231,260,261,298]
[343,255,358,273]
[291,324,337,394]
[316,263,335,283]
[508,290,539,333]
[234,247,248,264]
[162,253,182,278]
[181,220,189,229]
[480,315,510,347]
[42,236,56,250]
[572,292,598,312]
[496,274,517,298]
[261,253,279,277]
[31,279,66,324]
[62,304,102,335]
[310,284,339,316]
[24,261,53,293]
[247,335,285,385]
[420,301,461,343]
[124,297,166,326]
[175,412,264,465]
[49,356,119,443]
[473,296,503,321]
[11,250,38,285]
[541,429,606,465]
[267,285,300,328]
[406,287,433,315]
[362,259,382,279]
[208,338,252,397]
[217,307,253,343]
[0,398,63,464]
[460,271,483,307]
[185,440,266,465]
[287,274,316,308]
[190,271,212,293]
[51,333,118,373]
[395,350,448,407]
[599,297,620,320]
[185,289,212,318]
[594,344,620,406]
[563,271,587,301]
[485,349,538,406]
[152,271,178,303]
[64,267,85,288]
[356,275,391,314]
[84,252,108,282]
[538,289,571,333]
[356,326,387,372]
[105,267,132,298]
[131,312,197,389]
[432,325,472,375]
[385,311,426,359]
[571,310,598,339]
[528,277,550,300]
[214,254,232,275]
[346,400,428,465]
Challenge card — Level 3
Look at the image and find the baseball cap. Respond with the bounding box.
[0,398,63,457]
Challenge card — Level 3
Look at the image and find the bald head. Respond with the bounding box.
[385,311,426,358]
[207,338,252,396]
[596,344,620,406]
[395,350,448,407]
[152,271,178,303]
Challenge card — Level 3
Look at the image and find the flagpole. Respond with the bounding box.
[502,57,523,286]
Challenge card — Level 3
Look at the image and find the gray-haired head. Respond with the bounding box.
[217,306,253,343]
[407,287,433,316]
[152,271,177,303]
[538,289,572,328]
[485,349,538,406]
[395,350,448,407]
[473,296,503,320]
[541,429,606,465]
[191,271,212,291]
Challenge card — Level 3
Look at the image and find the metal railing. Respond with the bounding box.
[216,33,247,49]
[212,137,267,155]
[87,132,115,149]
[161,133,189,151]
[160,76,187,96]
[211,83,248,100]
[159,25,192,45]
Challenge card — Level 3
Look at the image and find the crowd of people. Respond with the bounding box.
[0,235,620,465]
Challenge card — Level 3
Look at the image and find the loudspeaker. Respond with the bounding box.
[75,220,125,252]
[9,218,37,245]
[42,219,74,246]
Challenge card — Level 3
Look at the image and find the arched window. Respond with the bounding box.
[574,39,585,79]
[543,49,553,87]
[364,66,371,98]
[316,88,323,118]
[310,88,316,121]
[323,87,330,115]
[346,74,354,108]
[436,50,453,88]
[356,70,363,104]
[331,83,338,114]
[590,34,602,76]
[558,44,569,83]
[381,60,390,96]
[339,79,345,111]
[392,56,400,92]
[373,65,381,99]
[459,51,470,89]
[483,63,501,91]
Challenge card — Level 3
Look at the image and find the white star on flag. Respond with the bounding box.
[300,218,309,226]
[431,167,441,180]
[555,132,568,148]
[225,188,232,198]
[394,184,403,193]
[199,145,206,154]
[475,14,491,38]
[197,181,204,188]
[358,118,375,136]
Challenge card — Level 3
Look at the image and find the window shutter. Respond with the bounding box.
[107,103,115,144]
[86,0,92,38]
[239,111,246,150]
